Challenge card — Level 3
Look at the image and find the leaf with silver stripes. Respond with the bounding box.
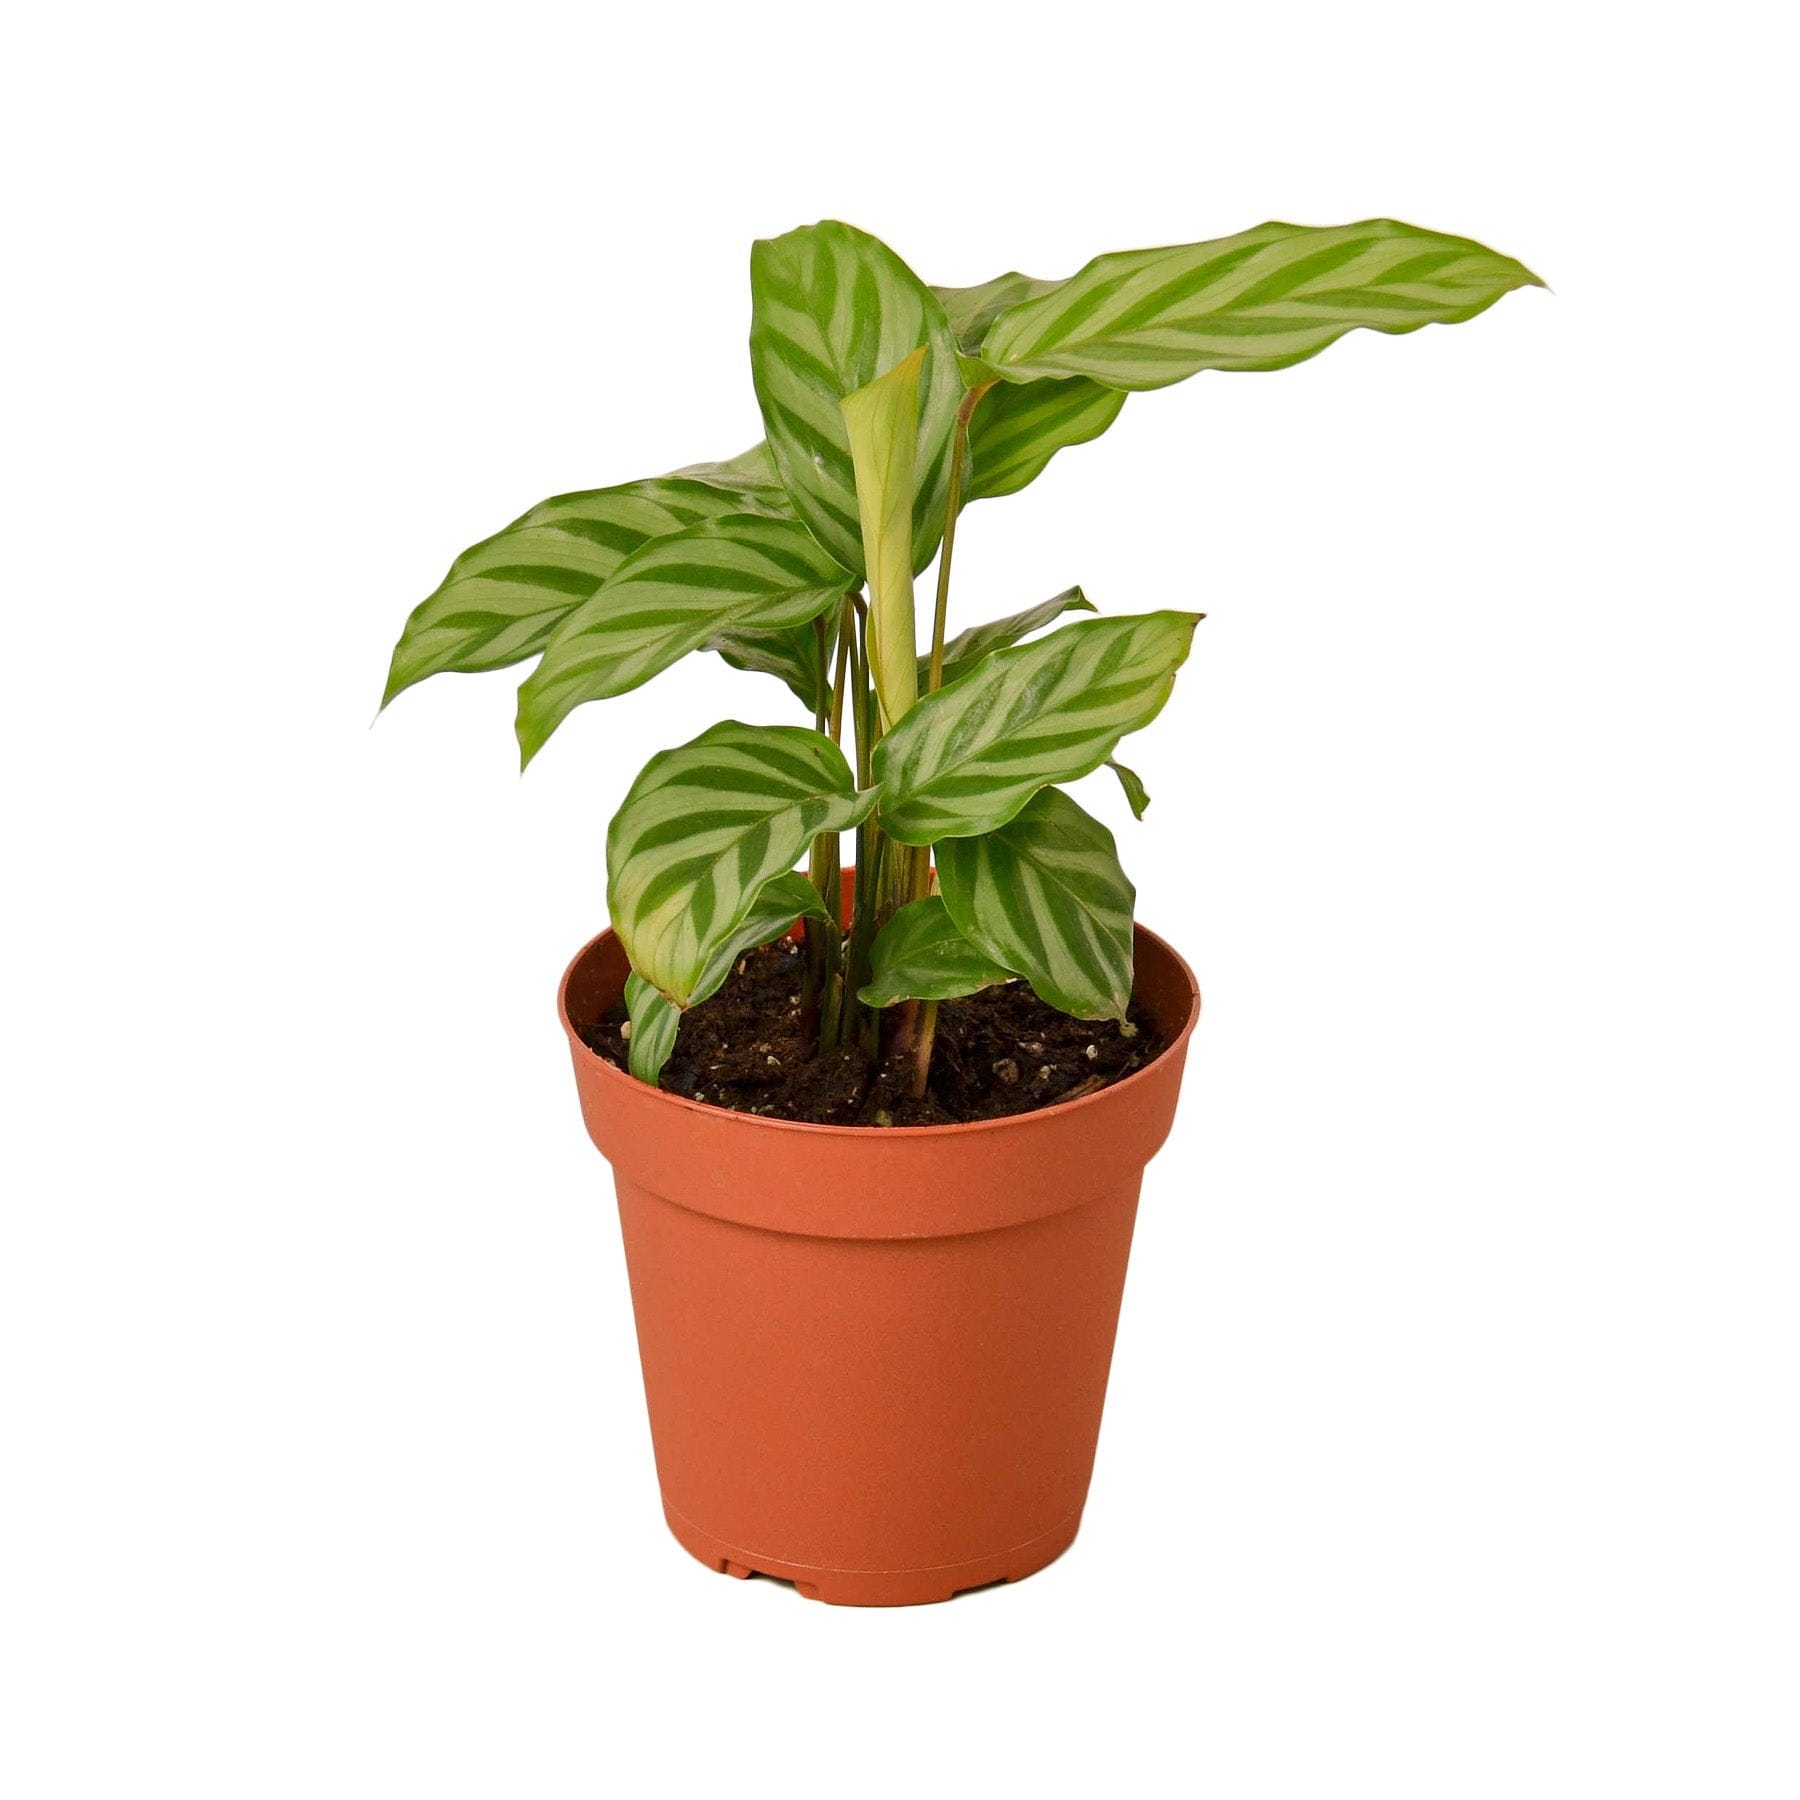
[750,220,962,577]
[980,218,1543,391]
[515,513,850,766]
[606,723,877,1006]
[938,787,1136,1020]
[874,611,1200,845]
[924,586,1096,688]
[382,463,789,707]
[859,896,1018,1009]
[623,872,829,1083]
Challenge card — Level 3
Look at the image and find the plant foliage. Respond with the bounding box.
[385,216,1539,1099]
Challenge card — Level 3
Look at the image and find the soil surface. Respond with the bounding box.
[580,940,1165,1126]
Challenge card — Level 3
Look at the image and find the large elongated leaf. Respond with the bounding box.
[859,896,1016,1008]
[938,788,1136,1019]
[624,871,828,1083]
[980,218,1543,391]
[873,612,1200,844]
[749,220,962,577]
[515,514,850,765]
[606,722,877,1006]
[382,466,787,707]
[841,350,922,730]
[924,586,1096,688]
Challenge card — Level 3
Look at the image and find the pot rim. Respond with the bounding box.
[557,917,1200,1142]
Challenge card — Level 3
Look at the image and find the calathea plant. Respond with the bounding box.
[385,219,1539,1104]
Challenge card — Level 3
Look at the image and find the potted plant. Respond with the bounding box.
[383,218,1540,1604]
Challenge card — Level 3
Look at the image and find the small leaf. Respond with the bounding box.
[841,350,923,731]
[382,469,786,707]
[925,586,1096,688]
[623,871,831,1084]
[515,513,850,765]
[938,788,1136,1020]
[1108,758,1150,819]
[874,612,1200,845]
[964,376,1125,503]
[708,621,824,709]
[607,723,877,1007]
[981,218,1543,391]
[859,896,1017,1008]
[624,974,681,1085]
[749,220,962,576]
[933,272,1063,354]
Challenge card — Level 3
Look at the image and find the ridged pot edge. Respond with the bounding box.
[557,914,1200,1241]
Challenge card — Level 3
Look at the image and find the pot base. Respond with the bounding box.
[662,1499,1083,1608]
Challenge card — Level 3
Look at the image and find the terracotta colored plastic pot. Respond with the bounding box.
[557,882,1199,1606]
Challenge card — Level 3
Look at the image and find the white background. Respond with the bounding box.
[4,3,1795,1795]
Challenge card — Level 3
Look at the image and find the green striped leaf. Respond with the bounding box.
[749,220,962,577]
[606,722,877,1006]
[873,611,1200,845]
[841,350,922,731]
[665,442,787,495]
[1108,758,1150,819]
[934,275,1129,503]
[382,465,787,707]
[964,376,1125,503]
[924,586,1096,688]
[624,871,828,1083]
[515,513,850,766]
[708,621,824,709]
[624,973,681,1085]
[934,272,1062,354]
[980,218,1543,391]
[859,896,1016,1009]
[938,788,1136,1020]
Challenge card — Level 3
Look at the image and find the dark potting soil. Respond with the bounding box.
[580,940,1165,1126]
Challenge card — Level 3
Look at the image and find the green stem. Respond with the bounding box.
[804,612,844,1035]
[840,597,878,1051]
[923,384,989,698]
[906,388,988,1100]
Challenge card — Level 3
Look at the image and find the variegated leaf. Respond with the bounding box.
[859,896,1016,1008]
[980,218,1543,391]
[1108,758,1150,819]
[938,788,1136,1020]
[665,442,787,494]
[933,272,1062,354]
[624,973,681,1085]
[873,612,1200,844]
[964,376,1126,503]
[606,723,877,1006]
[925,586,1095,688]
[749,220,962,577]
[515,513,850,766]
[708,621,824,709]
[841,350,922,731]
[624,871,828,1083]
[382,465,787,707]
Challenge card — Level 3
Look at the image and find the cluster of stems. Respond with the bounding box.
[802,383,988,1098]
